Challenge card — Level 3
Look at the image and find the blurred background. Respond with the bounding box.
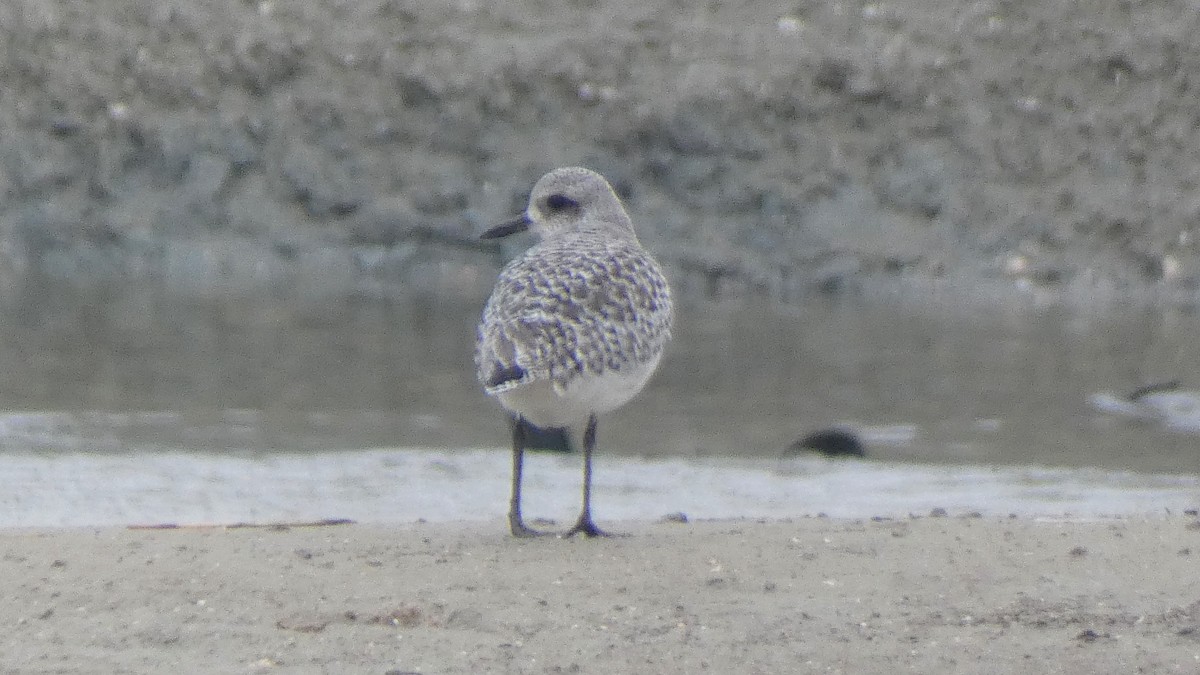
[0,0,1197,524]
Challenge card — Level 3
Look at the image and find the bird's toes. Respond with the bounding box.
[510,520,551,538]
[563,519,614,538]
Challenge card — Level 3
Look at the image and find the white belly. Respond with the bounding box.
[492,353,663,428]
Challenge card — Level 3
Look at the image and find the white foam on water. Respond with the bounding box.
[0,448,1194,528]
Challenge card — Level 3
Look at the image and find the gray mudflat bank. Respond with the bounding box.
[2,0,1196,306]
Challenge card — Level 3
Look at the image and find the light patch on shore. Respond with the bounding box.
[0,448,1194,528]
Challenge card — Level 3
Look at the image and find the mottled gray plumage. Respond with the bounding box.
[478,232,671,396]
[476,167,673,426]
[475,166,673,537]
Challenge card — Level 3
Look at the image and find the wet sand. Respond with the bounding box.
[4,517,1199,673]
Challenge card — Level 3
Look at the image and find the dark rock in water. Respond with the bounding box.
[520,422,574,453]
[1128,380,1180,401]
[786,428,867,458]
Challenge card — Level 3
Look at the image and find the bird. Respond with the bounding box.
[475,167,674,537]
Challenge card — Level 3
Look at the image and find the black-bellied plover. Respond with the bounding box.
[476,167,674,537]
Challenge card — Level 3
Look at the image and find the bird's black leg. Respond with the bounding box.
[509,416,547,537]
[565,413,610,537]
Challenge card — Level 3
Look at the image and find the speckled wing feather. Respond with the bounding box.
[476,233,673,394]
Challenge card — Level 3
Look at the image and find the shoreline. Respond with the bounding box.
[2,447,1197,529]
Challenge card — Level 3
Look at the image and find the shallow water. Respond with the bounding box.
[0,279,1197,524]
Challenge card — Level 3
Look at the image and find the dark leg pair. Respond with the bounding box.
[508,414,608,538]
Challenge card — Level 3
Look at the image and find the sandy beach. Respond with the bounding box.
[3,516,1198,673]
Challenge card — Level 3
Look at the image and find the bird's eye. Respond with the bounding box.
[544,194,579,212]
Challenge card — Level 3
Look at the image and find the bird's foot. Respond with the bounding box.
[563,517,612,538]
[509,516,550,538]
